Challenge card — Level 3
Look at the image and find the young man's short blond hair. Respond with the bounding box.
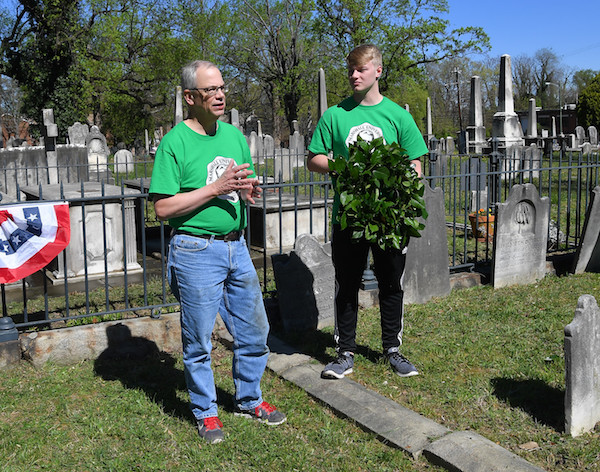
[346,44,383,68]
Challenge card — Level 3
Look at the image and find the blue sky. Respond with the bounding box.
[446,0,600,72]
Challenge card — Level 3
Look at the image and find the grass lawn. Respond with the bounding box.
[1,271,600,471]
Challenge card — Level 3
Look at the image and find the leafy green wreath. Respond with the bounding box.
[328,137,428,251]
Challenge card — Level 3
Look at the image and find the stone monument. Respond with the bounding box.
[491,55,524,149]
[318,68,328,118]
[573,186,600,273]
[492,183,550,288]
[467,76,487,153]
[68,122,89,146]
[403,183,451,304]
[42,108,59,185]
[271,234,335,332]
[85,126,112,182]
[564,295,600,437]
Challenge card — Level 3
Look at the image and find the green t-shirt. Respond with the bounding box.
[308,96,429,222]
[149,121,254,235]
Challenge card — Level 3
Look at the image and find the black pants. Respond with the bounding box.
[331,225,407,353]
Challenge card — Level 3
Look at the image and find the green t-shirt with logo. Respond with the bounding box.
[308,96,429,222]
[149,121,254,235]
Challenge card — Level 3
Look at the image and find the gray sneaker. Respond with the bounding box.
[322,351,354,379]
[197,416,224,444]
[386,349,418,377]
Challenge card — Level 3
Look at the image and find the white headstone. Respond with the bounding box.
[492,183,550,288]
[114,149,135,174]
[564,295,600,437]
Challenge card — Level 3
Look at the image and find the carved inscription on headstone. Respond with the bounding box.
[492,183,550,288]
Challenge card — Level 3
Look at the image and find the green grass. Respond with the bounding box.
[280,271,600,472]
[2,273,600,470]
[0,342,441,471]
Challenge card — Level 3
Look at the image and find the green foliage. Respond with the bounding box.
[577,72,600,128]
[329,137,427,250]
[313,0,490,93]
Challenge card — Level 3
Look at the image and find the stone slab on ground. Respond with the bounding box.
[423,431,546,472]
[21,313,182,367]
[267,338,449,458]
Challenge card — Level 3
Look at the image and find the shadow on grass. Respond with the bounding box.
[491,377,565,432]
[270,326,383,365]
[93,323,235,424]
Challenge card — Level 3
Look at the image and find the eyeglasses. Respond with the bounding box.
[187,85,227,97]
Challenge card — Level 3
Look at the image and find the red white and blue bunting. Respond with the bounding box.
[0,202,71,284]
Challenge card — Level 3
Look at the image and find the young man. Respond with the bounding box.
[150,60,285,444]
[307,44,428,379]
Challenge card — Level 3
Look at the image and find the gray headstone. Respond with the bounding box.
[403,183,451,304]
[263,135,274,160]
[113,148,135,174]
[492,183,550,288]
[522,145,541,179]
[588,126,598,146]
[274,148,294,182]
[470,188,488,214]
[271,234,334,332]
[446,136,455,154]
[247,131,260,162]
[85,126,112,181]
[581,142,593,155]
[564,295,600,437]
[68,122,89,146]
[575,126,586,147]
[573,186,600,273]
[460,157,487,191]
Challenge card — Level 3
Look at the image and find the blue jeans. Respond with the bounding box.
[167,233,269,420]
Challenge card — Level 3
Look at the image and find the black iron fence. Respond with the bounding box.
[0,144,598,331]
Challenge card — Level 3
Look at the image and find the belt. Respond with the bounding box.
[173,229,244,241]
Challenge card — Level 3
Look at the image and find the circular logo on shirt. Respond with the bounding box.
[206,156,239,203]
[345,123,385,147]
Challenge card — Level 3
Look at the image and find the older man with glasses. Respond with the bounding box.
[150,60,285,444]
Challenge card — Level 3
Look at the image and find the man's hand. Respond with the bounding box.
[240,178,263,204]
[212,160,254,196]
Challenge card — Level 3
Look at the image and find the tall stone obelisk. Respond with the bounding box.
[492,55,524,148]
[466,76,486,153]
[318,68,328,118]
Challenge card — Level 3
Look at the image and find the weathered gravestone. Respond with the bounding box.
[271,234,334,332]
[114,148,135,174]
[564,295,600,437]
[492,183,550,288]
[68,122,89,146]
[403,183,451,304]
[85,126,113,182]
[575,126,586,147]
[573,186,600,274]
[589,126,598,147]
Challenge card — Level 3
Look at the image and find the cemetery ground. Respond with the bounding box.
[1,272,600,471]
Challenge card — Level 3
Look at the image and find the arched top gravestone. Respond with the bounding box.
[492,183,550,288]
[85,126,109,164]
[68,122,89,146]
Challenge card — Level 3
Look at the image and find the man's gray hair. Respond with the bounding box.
[181,60,218,90]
